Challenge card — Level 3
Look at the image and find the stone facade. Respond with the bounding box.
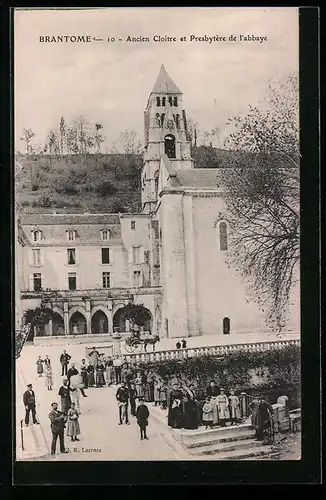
[16,65,299,339]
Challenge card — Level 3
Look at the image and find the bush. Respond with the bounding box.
[55,181,79,195]
[95,180,117,197]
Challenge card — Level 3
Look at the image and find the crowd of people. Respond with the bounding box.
[28,347,275,456]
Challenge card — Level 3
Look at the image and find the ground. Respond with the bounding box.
[275,432,301,460]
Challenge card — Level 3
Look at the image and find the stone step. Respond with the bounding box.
[173,423,255,447]
[197,444,275,461]
[189,438,260,456]
[183,429,255,449]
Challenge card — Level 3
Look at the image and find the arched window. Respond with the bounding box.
[161,113,165,126]
[154,170,159,197]
[173,96,178,107]
[67,229,76,242]
[156,96,161,107]
[32,230,42,242]
[168,96,173,106]
[101,229,110,241]
[162,97,166,106]
[164,134,176,158]
[155,113,161,126]
[219,222,228,251]
[175,114,180,129]
[223,317,230,334]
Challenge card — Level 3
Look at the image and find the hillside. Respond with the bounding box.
[15,148,232,214]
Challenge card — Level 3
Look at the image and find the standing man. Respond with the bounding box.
[23,384,39,426]
[48,402,68,457]
[58,378,71,415]
[60,350,71,377]
[252,395,274,443]
[116,381,130,425]
[113,355,123,384]
[129,382,137,417]
[89,346,100,369]
[136,398,150,440]
[181,338,187,349]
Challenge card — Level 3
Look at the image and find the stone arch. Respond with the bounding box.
[164,134,176,158]
[113,305,127,333]
[52,306,63,318]
[91,310,108,334]
[91,305,109,319]
[68,305,87,319]
[52,312,65,336]
[69,310,87,335]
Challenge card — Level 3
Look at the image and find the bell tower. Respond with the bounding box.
[142,65,193,213]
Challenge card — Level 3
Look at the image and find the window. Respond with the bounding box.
[130,221,136,230]
[219,222,228,251]
[67,229,76,242]
[155,113,161,126]
[101,248,110,264]
[223,317,230,334]
[132,246,140,264]
[67,248,76,265]
[33,273,42,291]
[175,114,180,129]
[133,270,142,287]
[32,230,42,242]
[173,96,178,107]
[101,229,110,241]
[161,113,165,126]
[156,96,161,106]
[68,273,77,291]
[168,96,173,106]
[102,272,111,288]
[32,249,41,266]
[162,97,166,106]
[164,134,176,158]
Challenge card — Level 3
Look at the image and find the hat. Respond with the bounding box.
[27,383,32,387]
[51,402,58,407]
[220,388,225,391]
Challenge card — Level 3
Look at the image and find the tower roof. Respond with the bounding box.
[151,65,182,94]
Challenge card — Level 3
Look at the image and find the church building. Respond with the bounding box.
[16,65,282,339]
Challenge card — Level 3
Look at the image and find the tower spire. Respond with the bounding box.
[151,65,182,94]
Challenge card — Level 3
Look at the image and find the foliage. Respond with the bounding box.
[120,303,151,330]
[19,128,35,154]
[220,72,300,328]
[23,306,55,327]
[137,344,300,403]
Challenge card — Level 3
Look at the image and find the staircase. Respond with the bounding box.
[150,405,279,460]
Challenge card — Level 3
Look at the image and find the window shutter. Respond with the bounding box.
[140,246,145,263]
[128,248,133,263]
[110,272,114,288]
[28,249,33,266]
[40,273,44,290]
[40,248,45,266]
[110,248,114,264]
[28,273,34,291]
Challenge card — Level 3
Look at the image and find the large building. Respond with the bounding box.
[17,65,297,339]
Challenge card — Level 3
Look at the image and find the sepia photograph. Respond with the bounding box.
[14,7,301,464]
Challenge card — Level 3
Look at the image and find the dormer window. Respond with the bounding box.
[173,96,178,107]
[168,96,173,106]
[156,97,161,107]
[101,229,110,241]
[66,229,76,242]
[162,97,166,106]
[32,230,42,242]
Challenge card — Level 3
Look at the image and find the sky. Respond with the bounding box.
[14,7,299,152]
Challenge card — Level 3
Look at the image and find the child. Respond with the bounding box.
[136,398,149,440]
[202,397,214,429]
[154,378,161,407]
[36,356,43,377]
[66,402,81,442]
[45,364,53,391]
[229,389,241,425]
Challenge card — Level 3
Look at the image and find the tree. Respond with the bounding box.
[119,303,151,331]
[23,306,55,336]
[46,129,60,156]
[73,115,94,154]
[59,117,66,154]
[20,128,35,154]
[220,72,299,329]
[94,123,105,153]
[118,129,142,155]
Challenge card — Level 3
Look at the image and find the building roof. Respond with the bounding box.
[171,169,223,189]
[20,213,121,226]
[151,65,182,95]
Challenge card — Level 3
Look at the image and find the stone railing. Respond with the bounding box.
[122,338,300,364]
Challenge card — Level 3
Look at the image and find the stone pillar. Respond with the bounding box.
[63,302,69,336]
[240,392,247,419]
[125,320,130,332]
[85,300,91,334]
[48,318,53,336]
[107,299,113,334]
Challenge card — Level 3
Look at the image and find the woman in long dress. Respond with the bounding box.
[36,356,43,377]
[216,389,230,426]
[154,378,162,407]
[229,390,241,425]
[95,360,105,387]
[66,402,81,442]
[45,364,53,390]
[167,383,184,428]
[183,392,199,429]
[135,372,145,399]
[145,370,154,402]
